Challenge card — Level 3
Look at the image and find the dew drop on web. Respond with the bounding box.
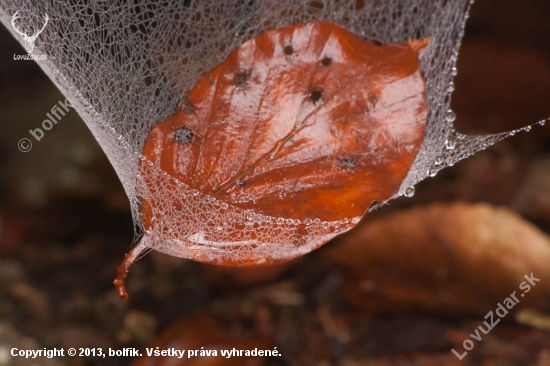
[404,186,416,198]
[445,109,456,123]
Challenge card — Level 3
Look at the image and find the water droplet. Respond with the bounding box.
[435,156,444,165]
[313,218,321,224]
[539,120,546,126]
[286,219,293,225]
[404,186,415,197]
[277,218,284,225]
[524,126,532,131]
[342,217,349,225]
[451,66,458,76]
[216,226,223,231]
[192,189,200,196]
[147,161,153,166]
[428,168,437,177]
[304,218,312,226]
[445,139,456,150]
[221,202,228,209]
[246,211,255,220]
[444,109,456,123]
[447,82,455,92]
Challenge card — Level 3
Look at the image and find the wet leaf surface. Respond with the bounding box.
[139,22,428,254]
[142,22,428,223]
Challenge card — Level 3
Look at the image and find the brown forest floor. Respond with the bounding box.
[1,0,550,365]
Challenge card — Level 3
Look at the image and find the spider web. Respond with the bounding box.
[0,0,530,264]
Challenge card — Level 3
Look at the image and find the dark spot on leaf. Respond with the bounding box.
[367,94,378,104]
[284,45,293,55]
[236,180,248,187]
[310,90,323,103]
[136,195,144,205]
[175,126,194,143]
[183,102,194,112]
[207,76,214,84]
[372,40,382,46]
[341,157,356,169]
[236,71,248,87]
[321,57,332,66]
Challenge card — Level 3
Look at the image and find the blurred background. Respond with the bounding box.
[1,0,550,365]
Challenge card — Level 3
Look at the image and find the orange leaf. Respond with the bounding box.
[115,22,429,298]
[143,22,428,222]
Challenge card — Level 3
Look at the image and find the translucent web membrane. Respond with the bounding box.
[135,155,359,265]
[2,0,546,271]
